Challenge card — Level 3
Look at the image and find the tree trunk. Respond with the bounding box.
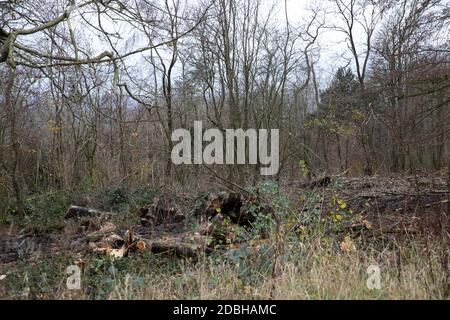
[5,67,25,216]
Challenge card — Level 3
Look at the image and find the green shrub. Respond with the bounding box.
[23,191,70,232]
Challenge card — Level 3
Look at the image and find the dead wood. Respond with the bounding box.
[65,205,110,219]
[143,239,211,258]
[195,191,272,227]
[139,196,185,227]
[0,233,54,263]
[297,176,332,189]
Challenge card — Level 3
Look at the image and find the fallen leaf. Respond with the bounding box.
[340,235,356,253]
[362,219,373,229]
[0,275,6,280]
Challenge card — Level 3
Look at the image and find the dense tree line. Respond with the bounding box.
[0,0,449,215]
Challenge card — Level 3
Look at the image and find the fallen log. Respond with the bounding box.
[0,233,54,263]
[143,239,211,258]
[70,191,274,260]
[297,176,332,189]
[87,222,217,259]
[65,205,111,219]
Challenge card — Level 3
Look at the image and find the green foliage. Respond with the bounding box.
[258,179,279,195]
[299,160,308,177]
[331,176,345,190]
[23,191,70,231]
[76,175,97,194]
[319,67,359,117]
[244,179,294,244]
[297,191,323,226]
[0,255,73,299]
[250,211,273,239]
[223,243,274,287]
[84,253,181,299]
[95,186,129,212]
[129,185,158,209]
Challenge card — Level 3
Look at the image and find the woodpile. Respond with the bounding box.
[65,205,111,220]
[2,174,446,264]
[139,195,185,227]
[58,191,274,259]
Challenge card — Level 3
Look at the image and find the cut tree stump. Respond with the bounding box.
[139,196,185,227]
[196,192,272,227]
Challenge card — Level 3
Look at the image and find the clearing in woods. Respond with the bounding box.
[0,173,448,299]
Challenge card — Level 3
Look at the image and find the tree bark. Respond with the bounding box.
[447,159,450,217]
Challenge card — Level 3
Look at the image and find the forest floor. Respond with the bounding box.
[0,172,448,299]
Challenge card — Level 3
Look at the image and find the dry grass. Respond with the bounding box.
[17,234,444,300]
[1,175,448,300]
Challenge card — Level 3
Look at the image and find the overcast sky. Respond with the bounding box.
[56,0,363,89]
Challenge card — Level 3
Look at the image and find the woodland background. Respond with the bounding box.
[1,0,449,215]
